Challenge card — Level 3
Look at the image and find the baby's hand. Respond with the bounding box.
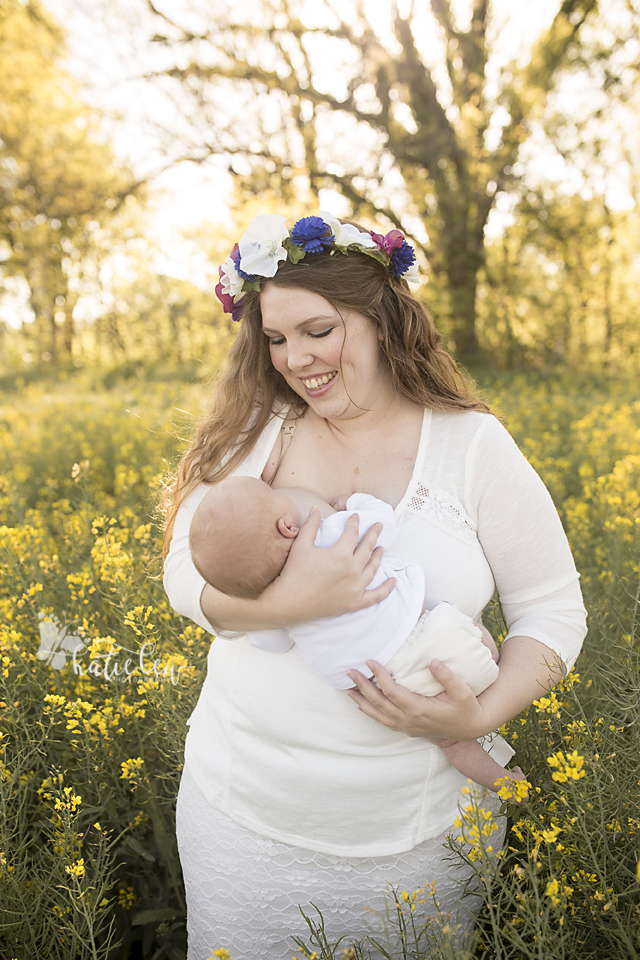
[330,494,351,511]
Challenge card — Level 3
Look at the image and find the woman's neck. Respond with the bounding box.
[309,390,419,443]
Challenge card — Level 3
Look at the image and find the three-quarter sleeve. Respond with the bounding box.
[162,407,287,638]
[466,415,587,671]
[163,484,217,635]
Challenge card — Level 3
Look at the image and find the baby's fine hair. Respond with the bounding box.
[189,477,287,600]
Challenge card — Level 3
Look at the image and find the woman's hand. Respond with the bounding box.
[346,660,489,741]
[270,507,396,624]
[346,636,564,740]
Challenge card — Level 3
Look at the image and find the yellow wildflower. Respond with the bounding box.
[120,757,144,782]
[495,775,531,803]
[547,750,586,783]
[65,859,85,879]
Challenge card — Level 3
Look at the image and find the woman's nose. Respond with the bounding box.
[285,341,314,370]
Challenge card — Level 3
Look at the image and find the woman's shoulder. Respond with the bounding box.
[419,409,521,490]
[429,407,503,446]
[232,398,293,479]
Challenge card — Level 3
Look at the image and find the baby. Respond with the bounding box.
[190,475,526,797]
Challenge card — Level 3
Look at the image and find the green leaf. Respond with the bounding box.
[282,238,306,263]
[131,907,180,926]
[121,835,156,862]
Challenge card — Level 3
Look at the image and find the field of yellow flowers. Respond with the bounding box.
[0,368,638,960]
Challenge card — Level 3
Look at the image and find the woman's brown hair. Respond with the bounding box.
[162,228,490,553]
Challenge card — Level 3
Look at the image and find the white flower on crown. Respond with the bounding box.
[403,260,420,284]
[319,210,377,249]
[238,214,290,278]
[219,257,245,301]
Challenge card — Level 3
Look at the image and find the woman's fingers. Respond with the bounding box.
[347,660,485,740]
[426,658,475,704]
[280,511,394,617]
[331,512,362,550]
[346,670,405,730]
[296,505,323,543]
[336,516,384,561]
[346,688,399,729]
[358,577,396,606]
[353,520,383,558]
[347,664,413,718]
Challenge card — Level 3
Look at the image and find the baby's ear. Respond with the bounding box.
[276,516,300,539]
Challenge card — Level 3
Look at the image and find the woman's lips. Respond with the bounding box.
[301,371,338,395]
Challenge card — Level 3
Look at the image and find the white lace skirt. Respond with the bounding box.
[176,763,505,960]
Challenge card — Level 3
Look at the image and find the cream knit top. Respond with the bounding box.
[163,406,587,856]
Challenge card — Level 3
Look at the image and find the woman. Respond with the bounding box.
[163,212,587,959]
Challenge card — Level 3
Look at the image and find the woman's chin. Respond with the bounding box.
[302,392,357,420]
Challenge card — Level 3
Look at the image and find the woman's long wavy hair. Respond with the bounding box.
[162,229,490,553]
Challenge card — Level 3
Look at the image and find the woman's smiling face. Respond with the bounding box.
[260,284,393,420]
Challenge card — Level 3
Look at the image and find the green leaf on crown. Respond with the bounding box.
[282,239,307,263]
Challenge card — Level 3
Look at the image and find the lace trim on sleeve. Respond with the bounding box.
[405,480,479,546]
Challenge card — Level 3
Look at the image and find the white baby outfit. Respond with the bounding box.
[248,492,499,694]
[164,405,588,959]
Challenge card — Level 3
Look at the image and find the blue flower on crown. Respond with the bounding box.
[290,216,335,255]
[233,250,258,283]
[389,239,416,279]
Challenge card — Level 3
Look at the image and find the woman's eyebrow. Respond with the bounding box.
[262,315,336,334]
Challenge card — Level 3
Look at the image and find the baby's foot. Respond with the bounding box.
[493,766,530,804]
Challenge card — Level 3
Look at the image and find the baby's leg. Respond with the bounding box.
[387,604,499,697]
[439,739,528,802]
[476,623,499,663]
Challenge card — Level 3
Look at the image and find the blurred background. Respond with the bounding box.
[2,5,640,958]
[1,0,639,379]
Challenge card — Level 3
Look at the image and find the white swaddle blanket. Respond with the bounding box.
[248,493,499,695]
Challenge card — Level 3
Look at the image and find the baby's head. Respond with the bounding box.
[189,476,302,599]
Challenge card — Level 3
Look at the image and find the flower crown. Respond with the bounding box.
[215,211,420,321]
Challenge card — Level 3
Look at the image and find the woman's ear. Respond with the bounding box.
[277,516,300,539]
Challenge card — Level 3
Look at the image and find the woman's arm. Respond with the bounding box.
[346,634,564,740]
[165,501,396,634]
[347,415,586,739]
[202,508,396,631]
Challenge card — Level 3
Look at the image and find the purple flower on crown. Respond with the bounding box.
[370,229,405,255]
[371,229,417,279]
[290,216,334,255]
[229,296,246,322]
[215,242,248,321]
[214,277,233,315]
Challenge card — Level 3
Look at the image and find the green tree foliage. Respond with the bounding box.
[144,0,611,358]
[479,192,640,371]
[0,0,141,363]
[84,266,233,370]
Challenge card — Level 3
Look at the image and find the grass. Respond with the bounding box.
[0,369,638,959]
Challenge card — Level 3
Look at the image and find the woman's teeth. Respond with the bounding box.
[303,372,337,390]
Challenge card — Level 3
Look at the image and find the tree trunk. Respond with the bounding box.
[49,311,57,363]
[445,234,484,360]
[63,311,74,358]
[448,275,480,359]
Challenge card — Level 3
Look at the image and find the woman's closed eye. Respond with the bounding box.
[268,328,335,346]
[309,327,335,339]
